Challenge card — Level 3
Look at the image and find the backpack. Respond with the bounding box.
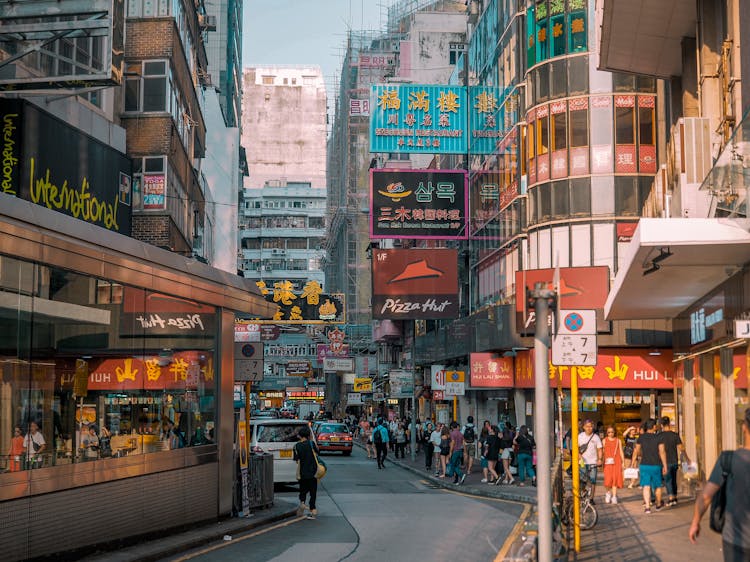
[463,425,476,443]
[710,451,733,533]
[373,427,383,444]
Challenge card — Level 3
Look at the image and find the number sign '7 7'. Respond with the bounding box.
[552,334,597,366]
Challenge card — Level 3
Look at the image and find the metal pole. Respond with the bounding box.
[411,320,417,462]
[532,282,554,562]
[571,366,581,552]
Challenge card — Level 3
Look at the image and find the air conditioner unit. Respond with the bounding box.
[198,14,217,31]
[272,248,285,255]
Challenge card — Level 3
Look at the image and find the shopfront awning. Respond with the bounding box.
[605,218,750,320]
[598,0,696,78]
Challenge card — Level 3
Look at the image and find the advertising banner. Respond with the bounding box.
[347,393,363,405]
[469,353,514,388]
[389,370,414,398]
[120,288,216,337]
[370,84,468,154]
[353,377,373,392]
[430,364,446,390]
[514,348,675,389]
[317,344,351,360]
[235,323,261,342]
[469,86,504,155]
[0,99,132,234]
[324,357,354,372]
[372,248,459,319]
[370,169,468,240]
[515,266,610,335]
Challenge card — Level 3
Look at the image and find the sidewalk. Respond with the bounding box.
[378,444,723,561]
[80,498,298,562]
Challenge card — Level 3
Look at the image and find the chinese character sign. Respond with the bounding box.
[370,85,468,154]
[469,86,504,155]
[469,353,514,388]
[370,169,468,239]
[253,280,346,324]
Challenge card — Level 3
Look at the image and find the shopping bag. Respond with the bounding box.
[624,467,639,480]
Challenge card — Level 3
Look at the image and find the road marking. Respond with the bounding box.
[493,503,533,562]
[170,516,306,561]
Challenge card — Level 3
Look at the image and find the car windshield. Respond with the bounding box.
[319,424,348,434]
[256,425,303,443]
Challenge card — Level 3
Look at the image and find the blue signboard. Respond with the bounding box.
[468,86,504,155]
[370,84,468,154]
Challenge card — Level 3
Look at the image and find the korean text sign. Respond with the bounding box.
[370,169,468,239]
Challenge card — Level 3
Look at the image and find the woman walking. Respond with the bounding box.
[478,421,490,482]
[514,425,536,486]
[423,422,435,471]
[430,423,443,475]
[485,425,502,484]
[438,425,451,477]
[500,424,515,484]
[622,426,639,488]
[603,425,625,503]
[293,425,320,520]
[395,422,407,459]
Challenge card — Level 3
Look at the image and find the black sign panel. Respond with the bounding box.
[370,169,468,239]
[0,99,132,235]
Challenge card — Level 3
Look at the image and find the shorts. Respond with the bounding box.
[480,457,488,469]
[501,448,512,460]
[583,463,598,484]
[465,442,476,456]
[639,464,663,489]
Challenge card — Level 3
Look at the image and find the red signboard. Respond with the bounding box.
[537,153,550,182]
[616,222,638,243]
[639,145,657,173]
[591,145,613,174]
[515,266,610,334]
[514,348,675,389]
[372,248,459,319]
[469,353,514,388]
[551,150,568,179]
[58,351,214,391]
[615,145,637,173]
[570,147,589,175]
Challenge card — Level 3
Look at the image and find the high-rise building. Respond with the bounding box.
[203,0,243,128]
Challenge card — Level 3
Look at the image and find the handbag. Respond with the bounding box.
[313,447,327,479]
[710,451,733,533]
[578,434,594,455]
[605,439,619,465]
[624,467,639,480]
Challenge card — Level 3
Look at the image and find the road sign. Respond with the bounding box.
[445,370,465,383]
[551,335,597,366]
[431,365,446,390]
[557,309,596,336]
[445,381,465,396]
[347,392,363,405]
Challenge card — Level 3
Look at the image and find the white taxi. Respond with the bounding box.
[248,419,313,484]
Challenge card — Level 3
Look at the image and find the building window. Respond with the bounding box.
[125,60,169,113]
[262,75,275,85]
[132,156,167,211]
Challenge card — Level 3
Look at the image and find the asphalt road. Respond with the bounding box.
[162,446,525,562]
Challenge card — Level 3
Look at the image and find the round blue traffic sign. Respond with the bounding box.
[563,312,584,332]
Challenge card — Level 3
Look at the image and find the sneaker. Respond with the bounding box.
[481,478,488,483]
[297,502,307,517]
[654,503,664,512]
[644,506,652,514]
[605,491,612,504]
[612,496,618,504]
[459,474,467,485]
[306,509,317,520]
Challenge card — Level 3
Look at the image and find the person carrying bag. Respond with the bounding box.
[293,426,322,520]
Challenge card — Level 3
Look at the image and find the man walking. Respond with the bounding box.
[578,420,603,502]
[659,415,688,507]
[373,419,389,469]
[461,416,477,475]
[633,418,667,514]
[448,421,466,485]
[689,408,750,560]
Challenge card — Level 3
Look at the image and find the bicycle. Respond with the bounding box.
[561,471,598,530]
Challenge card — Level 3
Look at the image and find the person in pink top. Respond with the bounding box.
[448,421,466,485]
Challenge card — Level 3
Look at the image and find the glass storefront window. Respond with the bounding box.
[552,179,569,219]
[570,177,591,216]
[537,115,550,155]
[568,55,589,95]
[0,255,217,476]
[615,105,636,145]
[552,110,567,151]
[550,59,567,99]
[614,176,638,216]
[638,105,655,146]
[569,106,588,147]
[567,8,587,53]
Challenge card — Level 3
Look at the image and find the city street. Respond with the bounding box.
[161,446,525,562]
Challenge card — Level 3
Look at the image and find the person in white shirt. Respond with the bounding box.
[578,419,604,502]
[24,421,46,468]
[430,423,444,476]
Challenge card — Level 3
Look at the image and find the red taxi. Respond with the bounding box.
[314,422,353,455]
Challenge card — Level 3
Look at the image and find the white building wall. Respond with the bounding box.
[241,66,327,190]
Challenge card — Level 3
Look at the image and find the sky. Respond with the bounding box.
[243,0,388,100]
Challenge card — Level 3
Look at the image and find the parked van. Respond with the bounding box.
[248,419,312,484]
